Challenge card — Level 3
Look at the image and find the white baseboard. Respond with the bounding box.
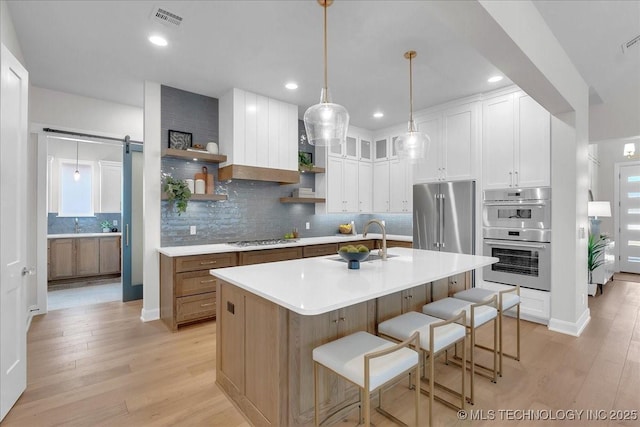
[548,308,591,337]
[140,308,160,322]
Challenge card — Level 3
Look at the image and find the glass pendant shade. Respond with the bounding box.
[395,120,429,162]
[73,169,80,181]
[304,89,349,147]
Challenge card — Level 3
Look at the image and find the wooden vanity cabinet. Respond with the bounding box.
[376,283,430,324]
[160,252,238,331]
[48,236,120,281]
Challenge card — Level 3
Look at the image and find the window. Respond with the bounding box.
[58,161,94,216]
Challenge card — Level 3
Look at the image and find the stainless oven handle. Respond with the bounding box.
[483,201,548,206]
[485,240,547,249]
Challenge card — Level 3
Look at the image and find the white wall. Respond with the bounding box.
[0,0,24,65]
[142,81,161,322]
[30,86,143,140]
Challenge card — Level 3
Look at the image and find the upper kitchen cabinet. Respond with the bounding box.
[325,156,359,213]
[329,135,358,160]
[219,88,299,183]
[482,91,550,189]
[413,102,479,183]
[389,159,413,212]
[372,161,390,212]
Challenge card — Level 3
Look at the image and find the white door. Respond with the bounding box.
[372,161,390,212]
[415,114,441,183]
[326,156,343,213]
[342,159,359,213]
[389,159,405,212]
[358,162,372,212]
[619,164,640,273]
[0,44,29,421]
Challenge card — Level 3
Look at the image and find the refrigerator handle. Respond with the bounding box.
[440,193,445,249]
[434,194,440,248]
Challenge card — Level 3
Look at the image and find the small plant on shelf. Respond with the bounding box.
[163,175,191,215]
[298,151,313,171]
[100,220,112,232]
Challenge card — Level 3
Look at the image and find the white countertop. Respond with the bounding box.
[48,232,122,238]
[158,233,411,257]
[211,247,498,316]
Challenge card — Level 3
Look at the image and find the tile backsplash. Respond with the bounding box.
[48,213,121,235]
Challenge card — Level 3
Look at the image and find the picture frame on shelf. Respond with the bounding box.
[168,130,193,150]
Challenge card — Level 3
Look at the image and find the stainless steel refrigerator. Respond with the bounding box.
[413,181,475,255]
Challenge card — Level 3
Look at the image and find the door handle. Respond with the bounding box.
[514,171,519,186]
[125,224,130,247]
[22,267,35,276]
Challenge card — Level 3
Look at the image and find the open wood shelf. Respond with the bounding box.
[162,148,227,163]
[279,197,326,204]
[299,166,325,174]
[162,193,228,202]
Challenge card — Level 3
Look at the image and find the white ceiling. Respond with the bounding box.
[7,1,639,132]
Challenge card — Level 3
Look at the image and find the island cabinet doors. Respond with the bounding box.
[216,280,288,426]
[288,301,375,425]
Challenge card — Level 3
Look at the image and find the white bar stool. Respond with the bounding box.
[422,296,498,405]
[312,331,420,427]
[378,311,467,427]
[454,286,521,376]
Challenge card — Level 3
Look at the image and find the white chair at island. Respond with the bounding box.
[377,311,467,427]
[454,286,521,376]
[422,296,498,405]
[312,331,420,427]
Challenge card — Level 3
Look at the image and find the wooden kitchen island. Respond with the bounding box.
[211,247,497,426]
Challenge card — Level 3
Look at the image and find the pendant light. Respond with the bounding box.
[303,0,349,147]
[73,141,81,181]
[394,50,429,161]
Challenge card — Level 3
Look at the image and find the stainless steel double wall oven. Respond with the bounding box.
[482,187,551,291]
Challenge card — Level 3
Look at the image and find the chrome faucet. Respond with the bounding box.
[74,217,80,234]
[363,219,387,261]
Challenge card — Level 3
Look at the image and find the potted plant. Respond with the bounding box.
[587,233,607,296]
[100,220,112,233]
[298,151,313,171]
[163,176,191,215]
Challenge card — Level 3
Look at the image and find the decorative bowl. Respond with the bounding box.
[337,250,370,262]
[338,224,352,234]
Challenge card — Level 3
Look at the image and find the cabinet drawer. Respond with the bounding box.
[176,293,216,323]
[175,252,238,273]
[239,247,303,266]
[303,243,338,258]
[386,240,412,248]
[176,271,217,297]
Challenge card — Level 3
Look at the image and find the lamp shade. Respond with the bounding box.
[588,201,611,218]
[304,89,349,146]
[624,142,636,158]
[395,120,430,162]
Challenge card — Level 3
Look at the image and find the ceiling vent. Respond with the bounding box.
[151,6,183,28]
[621,34,640,54]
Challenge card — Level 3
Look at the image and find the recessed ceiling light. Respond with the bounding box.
[285,82,298,90]
[148,35,168,47]
[488,75,503,83]
[373,112,384,118]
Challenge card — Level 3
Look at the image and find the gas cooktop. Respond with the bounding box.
[228,239,298,247]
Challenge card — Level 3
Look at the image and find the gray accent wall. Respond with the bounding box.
[160,85,411,247]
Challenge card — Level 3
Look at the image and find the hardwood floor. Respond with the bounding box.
[2,278,639,426]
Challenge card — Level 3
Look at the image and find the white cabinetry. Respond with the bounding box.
[482,91,550,189]
[326,157,358,213]
[389,159,412,212]
[373,161,390,212]
[318,127,374,214]
[358,162,372,212]
[219,88,297,171]
[413,102,478,183]
[591,240,615,295]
